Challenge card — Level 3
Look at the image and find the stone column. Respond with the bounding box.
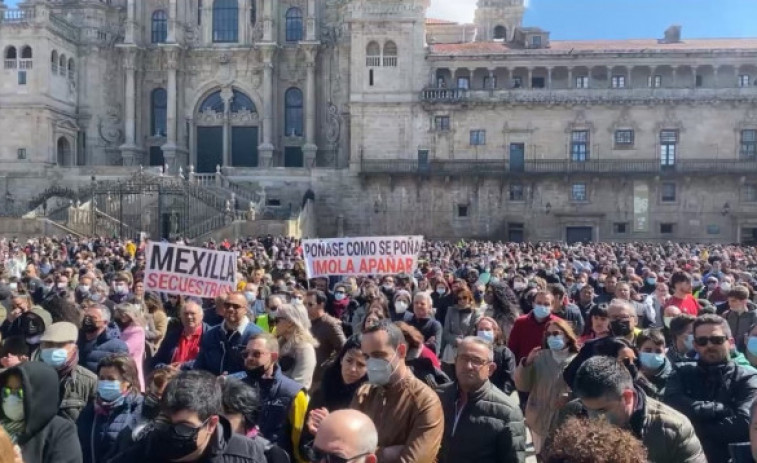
[527,68,532,89]
[125,0,137,44]
[672,66,678,88]
[161,48,181,172]
[568,68,573,88]
[168,0,178,42]
[607,67,613,88]
[713,66,720,88]
[221,87,233,168]
[547,67,552,89]
[626,68,631,88]
[258,45,276,167]
[119,48,141,165]
[488,68,496,89]
[306,0,317,41]
[302,46,318,167]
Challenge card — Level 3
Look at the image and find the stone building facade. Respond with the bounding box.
[1,0,757,242]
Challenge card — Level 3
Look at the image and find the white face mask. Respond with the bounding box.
[366,352,397,386]
[395,301,409,314]
[2,395,24,421]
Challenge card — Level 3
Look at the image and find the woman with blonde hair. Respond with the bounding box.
[514,317,579,454]
[275,301,318,390]
[114,302,146,391]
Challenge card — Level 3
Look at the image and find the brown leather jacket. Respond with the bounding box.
[351,372,444,463]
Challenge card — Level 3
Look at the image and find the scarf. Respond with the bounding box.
[58,349,79,379]
[2,419,25,443]
[331,298,349,320]
[95,394,127,416]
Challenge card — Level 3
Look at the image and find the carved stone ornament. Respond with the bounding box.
[656,107,684,133]
[608,107,639,133]
[98,105,124,146]
[196,108,225,125]
[326,102,341,145]
[736,104,757,131]
[231,109,260,124]
[218,54,232,65]
[564,109,595,134]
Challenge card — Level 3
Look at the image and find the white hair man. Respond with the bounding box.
[310,409,378,463]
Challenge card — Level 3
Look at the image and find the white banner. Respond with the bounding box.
[144,241,237,298]
[302,236,424,278]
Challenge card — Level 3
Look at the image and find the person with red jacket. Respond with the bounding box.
[664,271,701,316]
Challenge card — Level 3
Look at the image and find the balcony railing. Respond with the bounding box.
[361,158,757,176]
[2,8,33,23]
[421,88,470,103]
[366,56,381,67]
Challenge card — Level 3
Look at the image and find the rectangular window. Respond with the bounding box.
[739,75,751,87]
[532,77,545,89]
[434,116,450,132]
[457,205,469,217]
[571,130,589,161]
[512,76,522,88]
[457,77,470,90]
[531,35,542,47]
[743,184,757,202]
[16,148,26,160]
[611,75,625,88]
[470,130,486,146]
[648,75,662,88]
[571,183,587,201]
[613,222,628,234]
[369,69,374,86]
[614,130,634,147]
[660,130,678,166]
[741,129,757,157]
[483,76,497,89]
[661,182,677,202]
[575,76,589,89]
[197,0,202,25]
[660,223,674,234]
[17,71,26,85]
[509,184,525,201]
[696,75,703,87]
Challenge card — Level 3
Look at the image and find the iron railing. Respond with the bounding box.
[360,158,757,176]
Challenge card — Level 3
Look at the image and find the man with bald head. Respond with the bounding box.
[193,291,262,375]
[309,409,378,463]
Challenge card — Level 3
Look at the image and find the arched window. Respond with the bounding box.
[285,8,303,42]
[383,41,397,67]
[494,25,506,40]
[57,137,72,166]
[230,90,255,113]
[213,0,238,43]
[59,54,66,75]
[366,41,380,67]
[284,87,303,137]
[250,2,256,25]
[200,90,225,112]
[151,88,168,136]
[152,10,168,43]
[5,46,17,60]
[20,46,32,59]
[51,50,58,72]
[68,58,75,80]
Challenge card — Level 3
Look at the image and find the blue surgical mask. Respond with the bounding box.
[639,352,665,370]
[532,304,551,320]
[334,292,346,301]
[477,330,495,344]
[683,334,695,352]
[747,336,757,356]
[97,380,123,402]
[547,334,565,351]
[244,291,256,303]
[646,278,657,286]
[40,348,69,368]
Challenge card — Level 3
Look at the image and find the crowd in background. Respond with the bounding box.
[1,235,757,462]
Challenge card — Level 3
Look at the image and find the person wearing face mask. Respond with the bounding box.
[474,317,516,394]
[306,290,346,392]
[514,318,578,454]
[329,282,359,337]
[441,289,482,379]
[561,356,705,463]
[242,332,308,461]
[724,286,757,353]
[0,361,82,463]
[391,290,412,322]
[635,329,672,399]
[666,314,697,366]
[39,322,97,422]
[405,292,443,356]
[430,279,454,326]
[437,337,526,463]
[77,304,129,373]
[111,370,273,463]
[108,273,132,305]
[17,307,52,359]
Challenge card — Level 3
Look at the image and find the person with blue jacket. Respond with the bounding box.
[151,297,210,369]
[193,292,262,376]
[77,353,143,463]
[77,304,129,373]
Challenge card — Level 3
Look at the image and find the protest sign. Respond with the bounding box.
[144,241,237,298]
[302,236,424,278]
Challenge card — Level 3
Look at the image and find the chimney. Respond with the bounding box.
[660,25,682,44]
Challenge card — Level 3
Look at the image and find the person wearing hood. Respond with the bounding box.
[17,306,53,359]
[39,322,97,422]
[77,353,143,463]
[0,361,82,463]
[77,304,129,373]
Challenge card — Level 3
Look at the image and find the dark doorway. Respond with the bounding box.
[196,126,223,173]
[418,149,429,174]
[508,223,524,243]
[566,226,593,244]
[232,127,258,167]
[742,228,757,245]
[509,143,525,172]
[284,147,304,167]
[149,146,164,166]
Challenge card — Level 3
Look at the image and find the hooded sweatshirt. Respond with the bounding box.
[0,362,83,463]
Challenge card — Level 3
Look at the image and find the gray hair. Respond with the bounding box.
[608,299,635,317]
[458,336,494,362]
[89,303,111,323]
[412,291,433,306]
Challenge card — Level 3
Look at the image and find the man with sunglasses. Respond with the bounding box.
[110,370,272,463]
[193,292,263,376]
[665,314,757,463]
[307,409,378,463]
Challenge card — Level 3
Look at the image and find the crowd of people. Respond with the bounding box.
[3,236,757,462]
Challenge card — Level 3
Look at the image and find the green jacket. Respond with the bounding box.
[59,365,98,422]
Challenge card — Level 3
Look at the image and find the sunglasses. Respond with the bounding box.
[224,302,245,310]
[168,418,210,439]
[694,335,728,347]
[303,443,370,463]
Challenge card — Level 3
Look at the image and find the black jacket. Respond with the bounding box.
[109,416,276,463]
[664,361,757,463]
[437,380,526,463]
[490,345,517,395]
[0,362,82,463]
[77,328,129,373]
[151,322,211,369]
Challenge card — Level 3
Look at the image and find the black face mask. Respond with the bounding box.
[142,394,161,420]
[610,319,632,337]
[154,420,208,461]
[81,317,99,333]
[245,365,267,381]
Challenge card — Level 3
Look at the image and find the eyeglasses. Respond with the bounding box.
[457,354,489,368]
[303,442,370,463]
[168,418,210,439]
[694,335,728,347]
